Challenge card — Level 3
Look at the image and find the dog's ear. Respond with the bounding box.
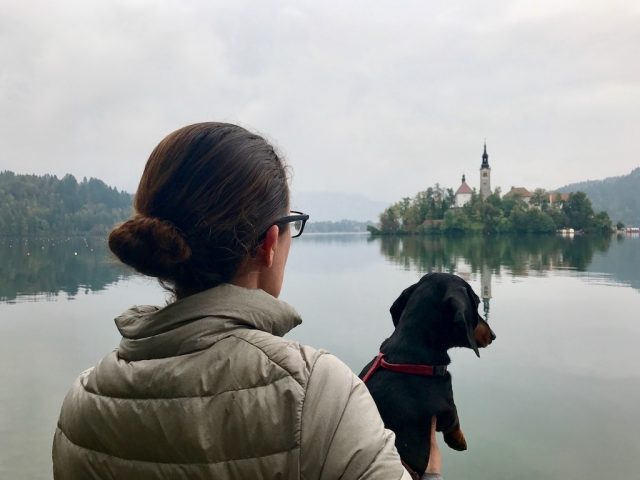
[450,297,480,357]
[390,282,419,326]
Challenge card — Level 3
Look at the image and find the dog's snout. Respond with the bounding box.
[474,321,496,348]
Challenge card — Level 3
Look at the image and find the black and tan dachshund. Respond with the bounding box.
[359,272,496,476]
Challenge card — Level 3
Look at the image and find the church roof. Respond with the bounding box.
[505,186,532,198]
[456,180,473,195]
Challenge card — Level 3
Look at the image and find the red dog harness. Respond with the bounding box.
[361,352,448,383]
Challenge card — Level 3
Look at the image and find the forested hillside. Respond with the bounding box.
[558,167,640,226]
[0,171,133,236]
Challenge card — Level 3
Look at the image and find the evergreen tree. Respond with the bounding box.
[0,171,133,236]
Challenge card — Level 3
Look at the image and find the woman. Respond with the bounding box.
[52,122,442,479]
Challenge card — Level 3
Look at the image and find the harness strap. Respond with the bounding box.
[361,352,385,383]
[361,352,447,384]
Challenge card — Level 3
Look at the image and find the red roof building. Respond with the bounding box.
[504,186,532,204]
[455,174,473,207]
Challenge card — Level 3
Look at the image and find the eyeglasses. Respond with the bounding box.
[272,210,309,238]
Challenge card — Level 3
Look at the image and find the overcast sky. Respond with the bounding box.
[1,0,638,203]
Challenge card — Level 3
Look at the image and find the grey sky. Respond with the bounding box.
[1,0,638,203]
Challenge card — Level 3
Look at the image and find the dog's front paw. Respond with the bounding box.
[443,427,468,451]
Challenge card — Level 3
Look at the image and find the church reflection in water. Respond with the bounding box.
[452,254,492,321]
[481,263,492,321]
[375,232,640,300]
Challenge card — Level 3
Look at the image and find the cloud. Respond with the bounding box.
[1,0,638,202]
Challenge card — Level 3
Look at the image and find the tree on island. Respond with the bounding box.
[372,185,612,235]
[373,184,455,235]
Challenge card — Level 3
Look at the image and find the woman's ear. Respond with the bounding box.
[257,225,280,268]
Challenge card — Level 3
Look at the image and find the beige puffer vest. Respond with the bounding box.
[53,283,410,479]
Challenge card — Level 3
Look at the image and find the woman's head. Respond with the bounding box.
[109,122,290,298]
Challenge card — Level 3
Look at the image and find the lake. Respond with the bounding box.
[1,233,639,479]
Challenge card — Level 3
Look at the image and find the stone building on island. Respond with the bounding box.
[504,186,532,204]
[454,142,492,208]
[453,142,569,210]
[454,174,473,207]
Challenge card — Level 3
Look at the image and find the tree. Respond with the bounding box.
[589,211,612,233]
[530,188,550,210]
[379,207,400,233]
[500,196,522,218]
[0,171,133,236]
[563,192,594,230]
[444,188,455,214]
[526,210,556,233]
[442,209,471,233]
[547,208,567,230]
[482,201,504,233]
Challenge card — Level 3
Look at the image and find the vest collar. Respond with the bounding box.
[115,283,302,361]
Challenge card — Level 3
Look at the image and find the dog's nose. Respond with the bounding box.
[490,329,496,341]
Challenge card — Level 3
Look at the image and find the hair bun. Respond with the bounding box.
[108,215,192,280]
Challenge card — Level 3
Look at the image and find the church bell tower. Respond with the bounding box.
[480,142,491,200]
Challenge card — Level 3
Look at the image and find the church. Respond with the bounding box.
[454,142,492,208]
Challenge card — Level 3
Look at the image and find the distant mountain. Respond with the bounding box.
[291,191,388,222]
[557,167,640,226]
[304,220,373,233]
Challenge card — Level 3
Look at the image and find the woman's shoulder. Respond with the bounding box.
[231,328,343,388]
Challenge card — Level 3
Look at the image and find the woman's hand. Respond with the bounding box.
[404,416,443,480]
[425,416,442,474]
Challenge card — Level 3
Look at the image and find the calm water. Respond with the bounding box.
[1,234,639,479]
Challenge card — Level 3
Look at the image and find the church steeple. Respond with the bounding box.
[481,141,489,168]
[479,140,491,200]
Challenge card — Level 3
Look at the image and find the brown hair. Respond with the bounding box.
[108,122,289,298]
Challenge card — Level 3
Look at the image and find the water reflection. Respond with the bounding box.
[1,233,637,304]
[480,264,492,321]
[0,237,132,303]
[374,234,613,276]
[587,234,640,291]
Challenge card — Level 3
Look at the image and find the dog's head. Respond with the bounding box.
[390,272,496,356]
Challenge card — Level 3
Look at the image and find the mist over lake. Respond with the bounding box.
[1,233,639,479]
